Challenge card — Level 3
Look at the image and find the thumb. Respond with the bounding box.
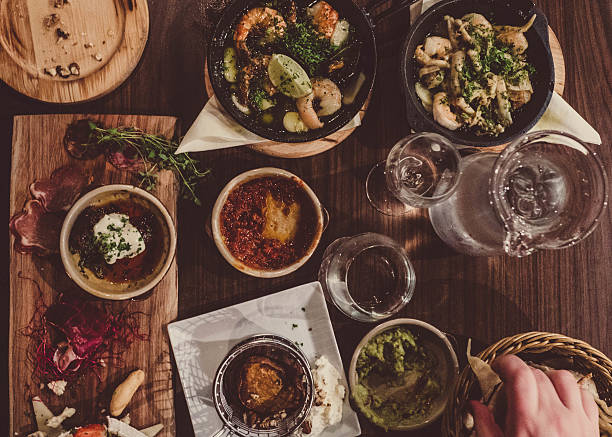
[469,400,504,437]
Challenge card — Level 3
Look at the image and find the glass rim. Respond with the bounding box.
[319,232,416,322]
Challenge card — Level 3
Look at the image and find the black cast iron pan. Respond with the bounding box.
[207,0,416,143]
[400,0,555,147]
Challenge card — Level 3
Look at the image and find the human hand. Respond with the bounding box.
[469,354,599,437]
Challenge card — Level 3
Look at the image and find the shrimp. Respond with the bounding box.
[433,92,462,131]
[444,15,460,48]
[415,45,450,68]
[495,78,512,126]
[423,36,452,59]
[450,50,466,96]
[462,13,493,35]
[308,1,339,39]
[453,96,475,116]
[234,7,287,54]
[419,66,445,89]
[495,14,536,55]
[296,78,342,129]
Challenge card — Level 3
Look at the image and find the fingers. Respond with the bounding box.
[530,368,562,408]
[469,400,504,437]
[579,386,599,426]
[546,370,583,410]
[492,355,539,417]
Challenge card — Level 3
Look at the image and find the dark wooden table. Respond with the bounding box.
[3,0,611,435]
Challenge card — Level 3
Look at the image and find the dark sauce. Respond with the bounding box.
[220,176,319,270]
[223,347,307,429]
[69,198,166,283]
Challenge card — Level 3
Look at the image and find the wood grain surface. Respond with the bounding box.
[8,115,178,436]
[0,0,149,103]
[2,0,611,436]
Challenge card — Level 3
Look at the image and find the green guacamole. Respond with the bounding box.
[353,327,441,430]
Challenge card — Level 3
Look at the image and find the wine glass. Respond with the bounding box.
[365,132,462,215]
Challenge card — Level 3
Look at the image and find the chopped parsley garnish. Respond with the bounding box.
[282,22,335,75]
[249,88,268,111]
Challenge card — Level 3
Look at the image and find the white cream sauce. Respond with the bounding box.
[93,213,145,264]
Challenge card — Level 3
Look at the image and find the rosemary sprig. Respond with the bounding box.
[86,121,210,205]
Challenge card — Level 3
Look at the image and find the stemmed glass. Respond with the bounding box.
[365,132,462,215]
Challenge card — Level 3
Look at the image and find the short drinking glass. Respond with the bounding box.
[366,132,462,215]
[318,233,416,322]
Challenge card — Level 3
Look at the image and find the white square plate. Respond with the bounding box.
[168,281,361,437]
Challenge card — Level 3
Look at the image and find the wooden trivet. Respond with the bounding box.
[0,0,149,103]
[204,61,372,159]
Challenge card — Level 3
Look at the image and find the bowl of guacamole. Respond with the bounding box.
[348,319,459,430]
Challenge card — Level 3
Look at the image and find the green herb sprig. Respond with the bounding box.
[86,122,210,205]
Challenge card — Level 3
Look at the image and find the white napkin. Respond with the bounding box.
[419,0,601,145]
[176,95,361,154]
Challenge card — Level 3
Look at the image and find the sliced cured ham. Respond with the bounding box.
[106,149,145,172]
[10,165,91,255]
[9,200,63,255]
[30,165,92,212]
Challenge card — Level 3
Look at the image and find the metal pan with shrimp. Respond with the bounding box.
[208,0,377,143]
[400,0,555,147]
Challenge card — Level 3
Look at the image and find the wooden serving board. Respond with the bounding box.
[204,61,372,159]
[0,0,149,103]
[8,115,178,436]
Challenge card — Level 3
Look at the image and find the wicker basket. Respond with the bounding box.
[442,332,612,437]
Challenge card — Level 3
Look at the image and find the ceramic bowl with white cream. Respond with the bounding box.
[60,185,177,300]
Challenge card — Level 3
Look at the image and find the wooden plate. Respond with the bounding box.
[9,114,178,436]
[0,0,149,103]
[204,61,372,159]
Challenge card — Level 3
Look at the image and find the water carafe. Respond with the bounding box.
[429,131,608,257]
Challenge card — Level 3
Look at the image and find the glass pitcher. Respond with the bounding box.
[429,131,609,257]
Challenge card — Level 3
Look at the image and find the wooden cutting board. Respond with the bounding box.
[8,114,178,436]
[0,0,149,103]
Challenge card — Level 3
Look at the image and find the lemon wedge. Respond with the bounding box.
[268,53,312,98]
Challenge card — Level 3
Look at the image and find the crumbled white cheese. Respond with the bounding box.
[57,432,73,437]
[93,213,145,264]
[294,356,345,436]
[46,407,76,428]
[47,380,68,396]
[27,432,47,437]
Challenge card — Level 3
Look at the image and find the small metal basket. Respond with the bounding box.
[212,334,314,437]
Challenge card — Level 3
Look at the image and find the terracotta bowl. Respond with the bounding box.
[211,167,326,278]
[348,318,459,431]
[60,185,177,300]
